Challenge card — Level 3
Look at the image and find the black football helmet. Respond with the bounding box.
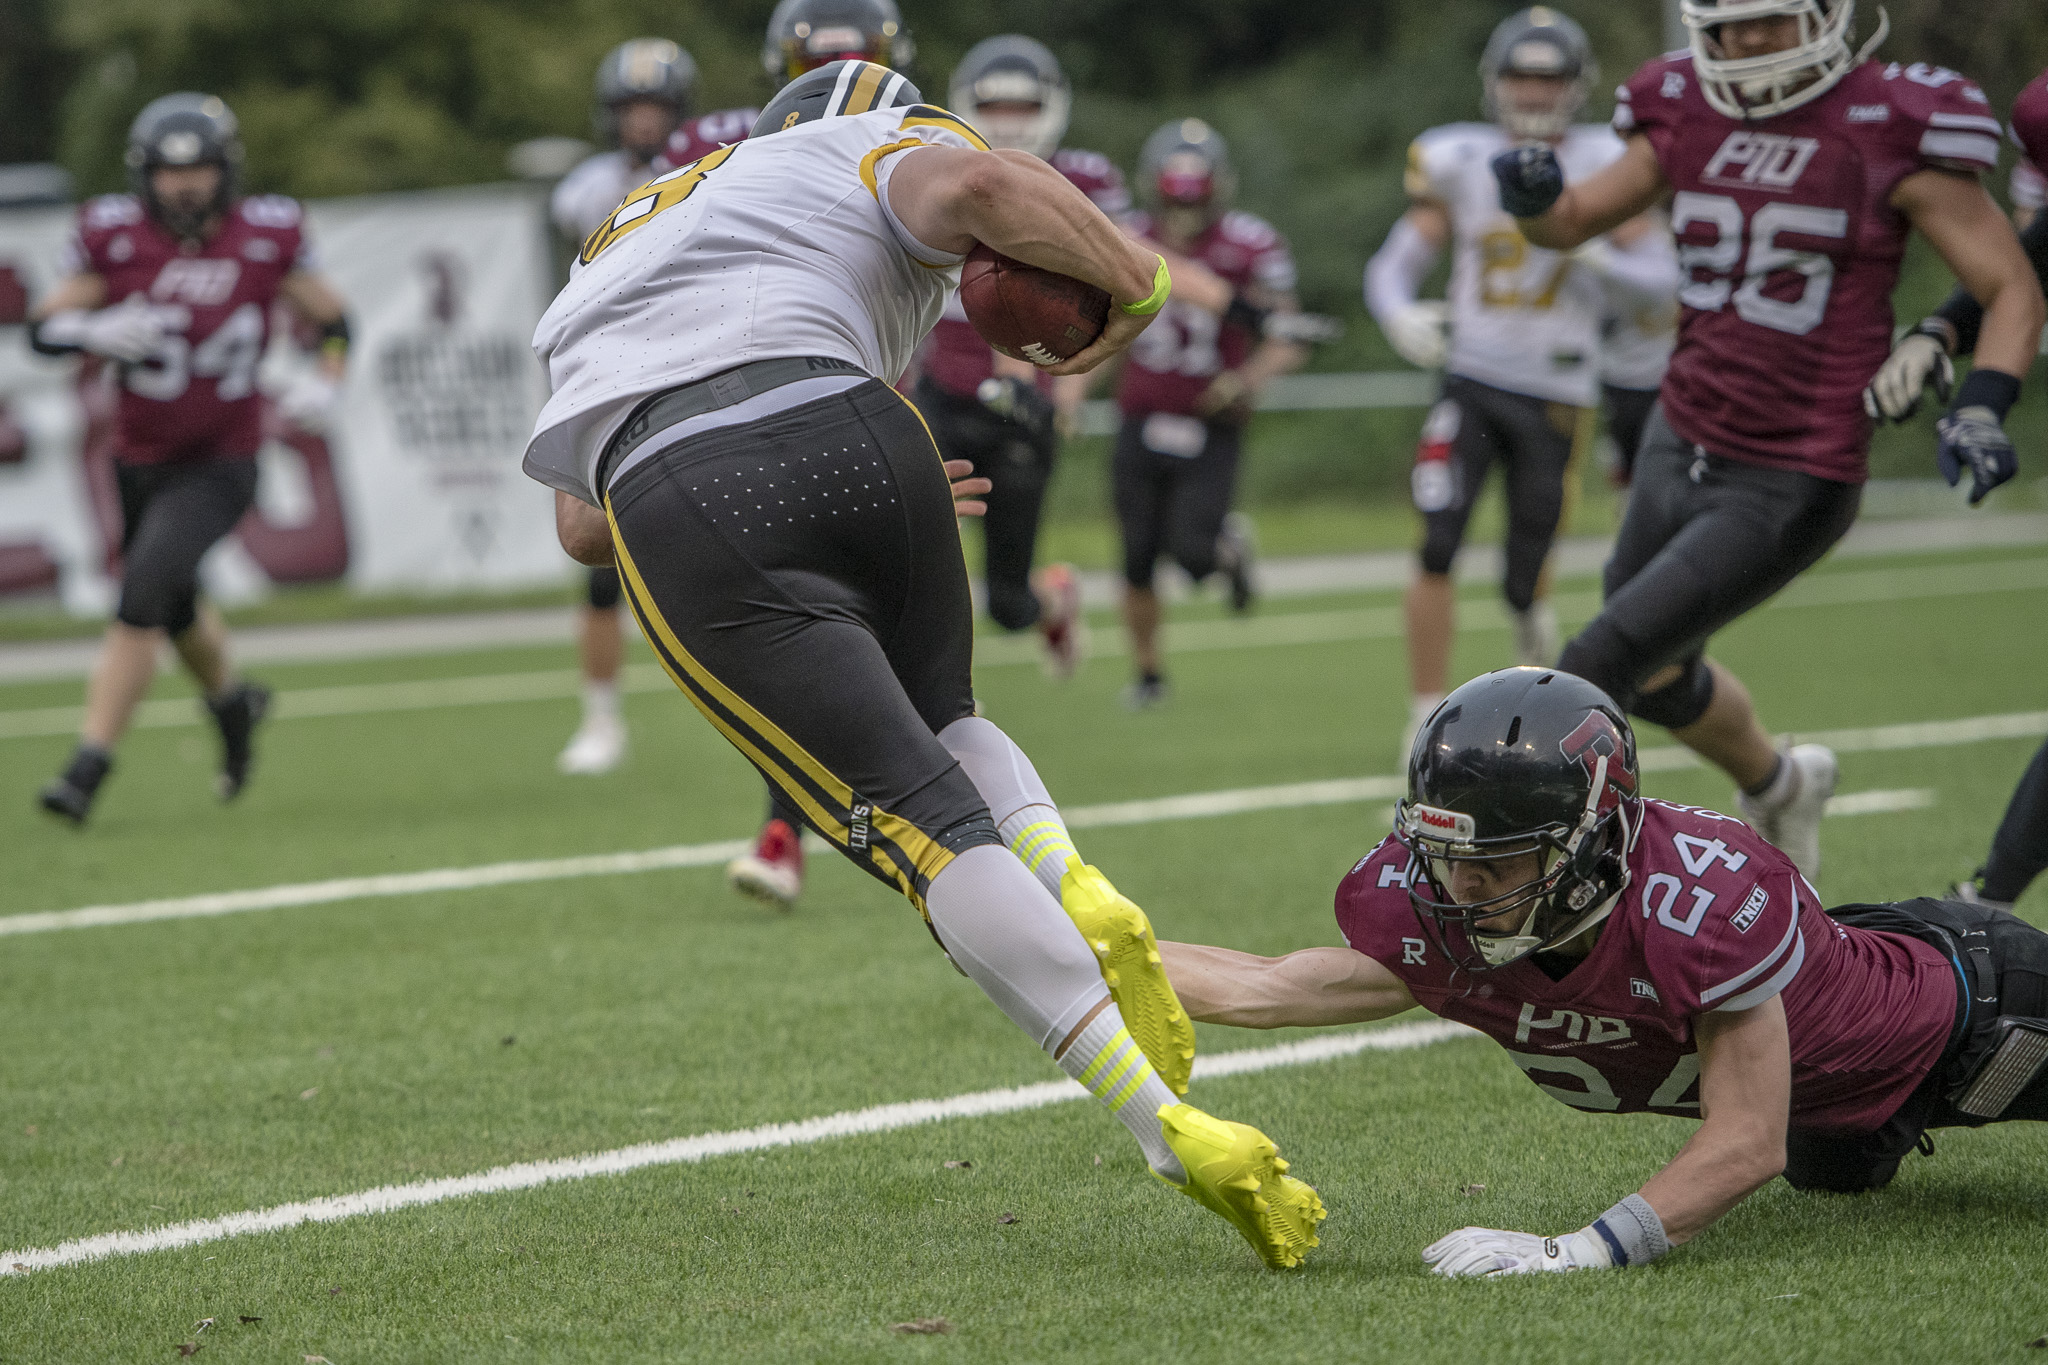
[1137,118,1235,220]
[1480,7,1596,140]
[592,39,697,151]
[763,0,912,83]
[751,60,922,140]
[1395,667,1642,973]
[125,93,242,239]
[949,36,1070,160]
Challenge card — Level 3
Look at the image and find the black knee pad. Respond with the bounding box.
[1554,623,1635,703]
[587,566,622,610]
[1419,520,1461,578]
[1631,655,1714,730]
[117,578,199,636]
[1172,538,1219,584]
[984,579,1041,633]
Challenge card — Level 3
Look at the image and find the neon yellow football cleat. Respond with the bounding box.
[1155,1102,1327,1269]
[1061,859,1195,1096]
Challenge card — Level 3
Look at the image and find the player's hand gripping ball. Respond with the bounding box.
[959,244,1111,368]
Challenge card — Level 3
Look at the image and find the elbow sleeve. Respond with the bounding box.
[1365,216,1441,323]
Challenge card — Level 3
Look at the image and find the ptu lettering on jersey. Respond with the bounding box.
[1515,1003,1632,1046]
[150,257,242,306]
[1702,132,1821,190]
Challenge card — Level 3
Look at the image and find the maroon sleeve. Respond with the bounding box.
[655,108,758,174]
[1881,63,2002,178]
[1051,149,1132,218]
[1636,812,1811,1017]
[1333,837,1423,966]
[1612,56,1689,162]
[70,195,144,276]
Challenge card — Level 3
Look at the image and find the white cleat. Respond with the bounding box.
[1511,602,1559,667]
[557,714,626,775]
[1738,743,1837,881]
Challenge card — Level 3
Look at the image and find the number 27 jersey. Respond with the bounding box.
[1335,799,1957,1136]
[1616,56,2001,483]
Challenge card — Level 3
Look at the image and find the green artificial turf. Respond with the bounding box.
[2,543,2046,1361]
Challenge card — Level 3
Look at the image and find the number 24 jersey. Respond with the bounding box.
[1617,55,2001,482]
[67,193,312,464]
[1336,799,1956,1137]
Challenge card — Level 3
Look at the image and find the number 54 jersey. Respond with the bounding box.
[1616,55,2001,483]
[1335,800,1958,1137]
[66,193,312,464]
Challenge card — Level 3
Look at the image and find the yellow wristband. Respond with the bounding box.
[1119,255,1171,316]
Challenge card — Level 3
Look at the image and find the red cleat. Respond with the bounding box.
[727,817,804,907]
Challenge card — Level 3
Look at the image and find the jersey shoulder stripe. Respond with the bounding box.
[1699,881,1803,1008]
[897,105,991,152]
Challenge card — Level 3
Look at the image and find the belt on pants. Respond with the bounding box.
[596,355,870,493]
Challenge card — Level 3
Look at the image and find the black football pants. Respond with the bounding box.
[914,377,1056,633]
[603,379,1000,913]
[1981,735,2048,903]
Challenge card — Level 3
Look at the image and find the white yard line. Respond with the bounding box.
[5,553,2047,740]
[0,1019,1477,1277]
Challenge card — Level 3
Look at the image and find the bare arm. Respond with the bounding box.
[885,146,1161,376]
[1518,136,1668,251]
[1635,997,1790,1246]
[1159,941,1417,1029]
[29,271,106,319]
[1895,169,2047,384]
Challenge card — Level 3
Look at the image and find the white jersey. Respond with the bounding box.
[550,149,656,242]
[1599,210,1678,392]
[1406,122,1627,407]
[525,106,985,504]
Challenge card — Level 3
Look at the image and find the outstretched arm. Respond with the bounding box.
[885,146,1164,376]
[1159,941,1417,1028]
[1424,995,1789,1279]
[1506,135,1667,251]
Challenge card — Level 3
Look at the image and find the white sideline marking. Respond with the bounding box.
[4,554,2046,740]
[1821,787,1935,817]
[0,1019,1476,1276]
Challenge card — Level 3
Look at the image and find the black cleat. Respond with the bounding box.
[207,680,272,801]
[39,746,112,825]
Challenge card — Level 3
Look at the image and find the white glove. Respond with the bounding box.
[1862,329,1954,423]
[78,299,171,363]
[275,370,342,434]
[1422,1226,1612,1278]
[1382,300,1450,370]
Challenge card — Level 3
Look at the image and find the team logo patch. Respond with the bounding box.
[1731,884,1769,933]
[1703,131,1822,190]
[1631,978,1660,1002]
[1846,104,1892,123]
[1660,71,1686,99]
[1401,937,1427,966]
[848,801,873,852]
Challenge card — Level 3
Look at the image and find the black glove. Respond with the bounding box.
[1491,144,1566,219]
[1936,406,2017,506]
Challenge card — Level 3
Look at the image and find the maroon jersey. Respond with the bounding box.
[652,107,760,175]
[917,148,1132,400]
[1615,57,2002,483]
[2010,68,2048,215]
[1117,210,1297,417]
[1336,800,1958,1136]
[67,193,312,464]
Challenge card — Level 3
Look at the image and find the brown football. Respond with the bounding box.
[957,243,1112,367]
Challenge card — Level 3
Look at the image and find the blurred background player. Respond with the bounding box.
[705,0,913,904]
[1366,7,1678,753]
[29,93,349,824]
[1114,119,1306,709]
[1496,0,2045,880]
[1865,63,2048,910]
[1596,216,1678,485]
[549,38,698,776]
[908,35,1116,677]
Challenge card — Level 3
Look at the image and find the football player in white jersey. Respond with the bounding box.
[1365,7,1678,753]
[526,61,1327,1270]
[1595,220,1679,484]
[549,39,697,776]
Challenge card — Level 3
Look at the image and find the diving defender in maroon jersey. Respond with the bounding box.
[1160,668,2048,1275]
[1485,1,2045,884]
[29,93,350,824]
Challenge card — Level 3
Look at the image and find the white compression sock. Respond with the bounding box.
[923,845,1184,1181]
[582,680,621,722]
[938,716,1080,901]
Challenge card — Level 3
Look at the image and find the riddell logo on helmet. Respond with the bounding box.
[1408,805,1475,841]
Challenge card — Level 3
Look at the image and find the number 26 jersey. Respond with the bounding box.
[1616,55,2001,483]
[1336,799,1957,1137]
[66,193,311,464]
